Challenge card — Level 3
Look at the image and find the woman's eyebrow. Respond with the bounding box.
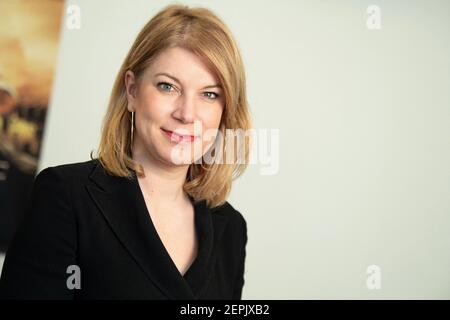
[155,72,222,90]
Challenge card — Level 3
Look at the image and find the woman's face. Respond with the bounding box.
[125,46,224,167]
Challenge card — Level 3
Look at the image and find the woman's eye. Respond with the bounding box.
[204,92,219,100]
[157,82,218,100]
[157,82,174,92]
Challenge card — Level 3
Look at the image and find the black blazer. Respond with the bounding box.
[0,159,248,300]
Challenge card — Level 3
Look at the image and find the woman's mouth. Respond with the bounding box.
[161,128,197,143]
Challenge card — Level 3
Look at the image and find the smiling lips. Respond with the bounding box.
[161,128,198,143]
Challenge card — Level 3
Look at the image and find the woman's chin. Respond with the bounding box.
[158,148,195,167]
[154,140,208,167]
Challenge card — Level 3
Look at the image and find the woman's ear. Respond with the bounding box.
[125,70,137,111]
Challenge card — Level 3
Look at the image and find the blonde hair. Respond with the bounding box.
[94,4,252,209]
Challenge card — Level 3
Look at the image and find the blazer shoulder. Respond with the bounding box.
[36,158,99,182]
[211,200,239,216]
[212,201,247,232]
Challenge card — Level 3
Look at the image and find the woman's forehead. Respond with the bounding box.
[144,49,221,87]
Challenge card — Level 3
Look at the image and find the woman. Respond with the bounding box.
[0,4,251,300]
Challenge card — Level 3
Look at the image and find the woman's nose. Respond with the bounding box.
[173,93,196,124]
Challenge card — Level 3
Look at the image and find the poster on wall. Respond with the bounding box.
[0,0,64,252]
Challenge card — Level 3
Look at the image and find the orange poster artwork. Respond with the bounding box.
[0,0,64,251]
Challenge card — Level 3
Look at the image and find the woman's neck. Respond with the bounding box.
[132,143,190,204]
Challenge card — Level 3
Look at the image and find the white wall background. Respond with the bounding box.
[5,0,450,299]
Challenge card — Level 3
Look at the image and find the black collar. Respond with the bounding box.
[85,160,230,299]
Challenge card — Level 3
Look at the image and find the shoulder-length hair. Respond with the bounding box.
[94,4,252,209]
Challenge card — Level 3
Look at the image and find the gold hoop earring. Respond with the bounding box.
[130,111,135,150]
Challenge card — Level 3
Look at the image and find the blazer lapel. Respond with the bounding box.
[85,161,230,300]
[183,200,231,298]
